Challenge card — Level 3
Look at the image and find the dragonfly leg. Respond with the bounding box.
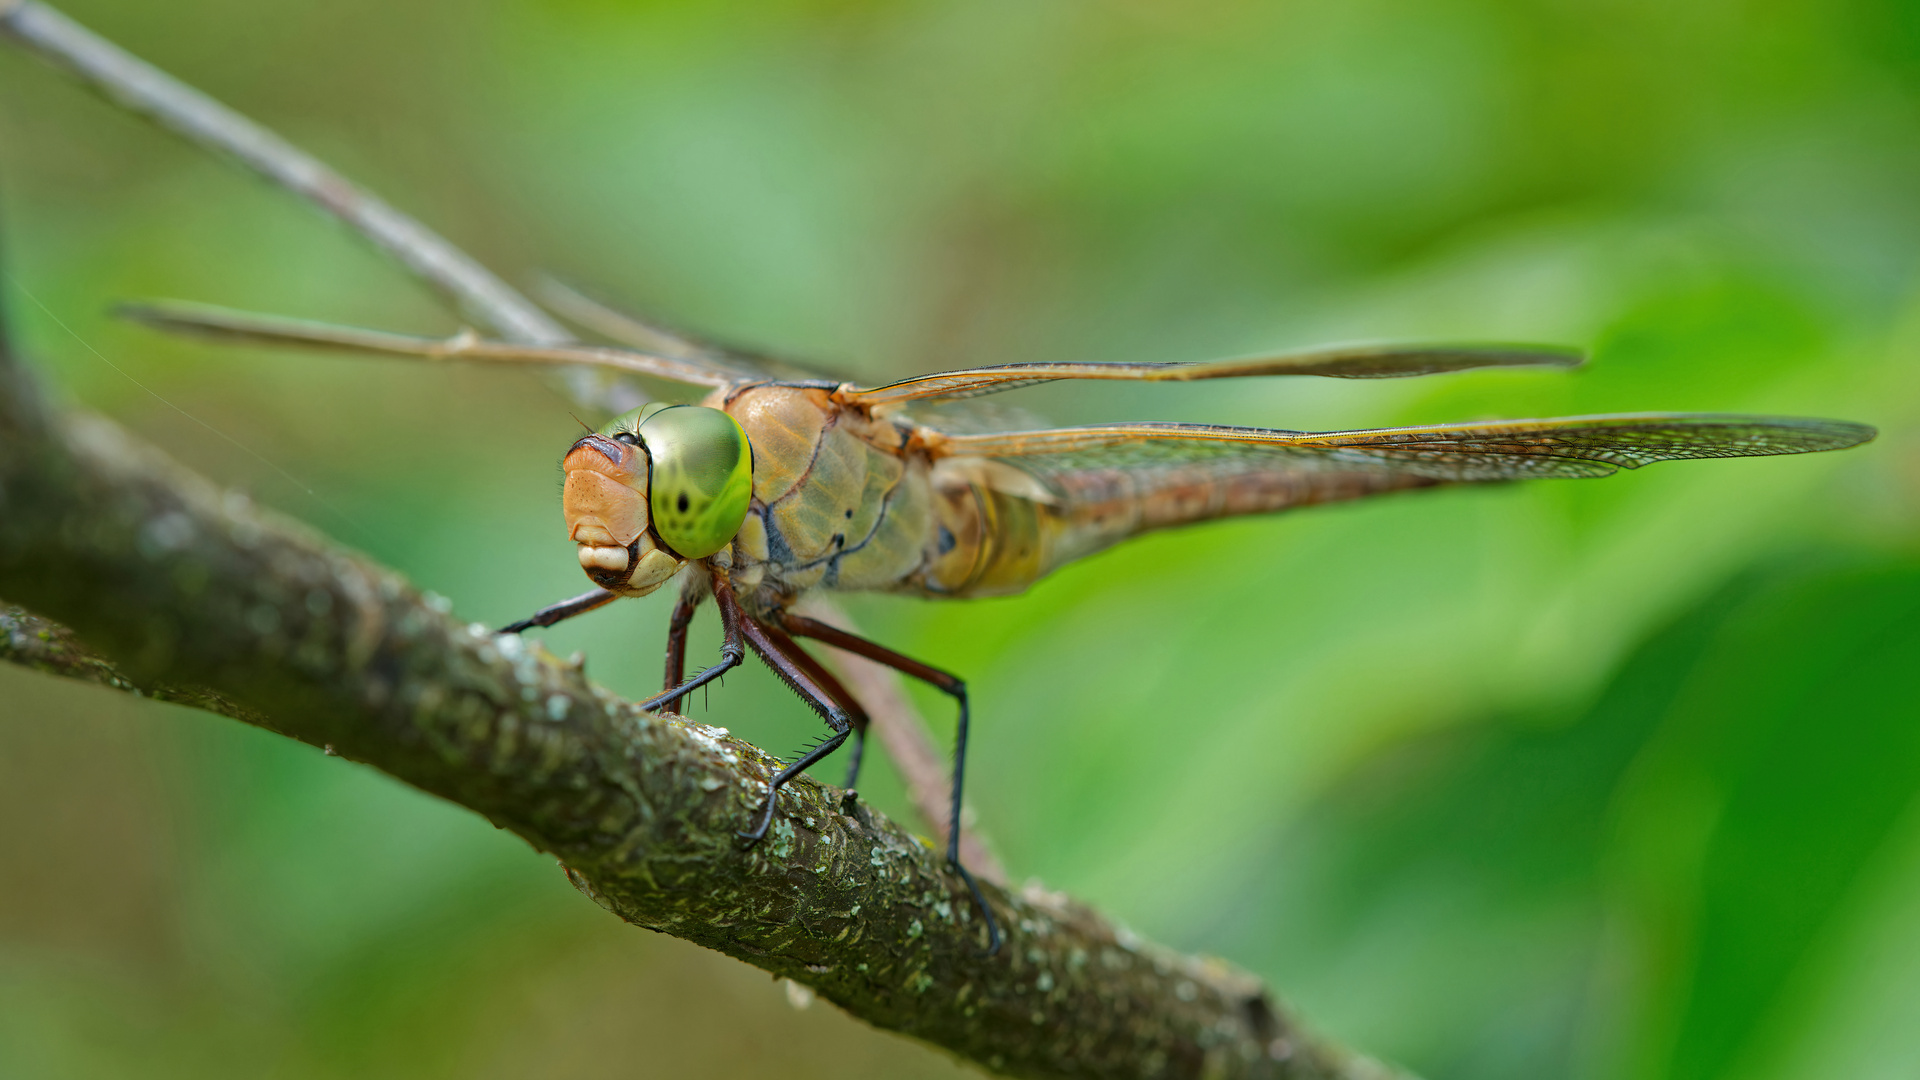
[638,575,741,714]
[497,587,616,634]
[732,614,861,844]
[779,613,1000,956]
[750,621,869,808]
[740,726,849,844]
[662,581,708,695]
[840,729,866,806]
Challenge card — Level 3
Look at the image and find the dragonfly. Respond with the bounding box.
[124,297,1877,954]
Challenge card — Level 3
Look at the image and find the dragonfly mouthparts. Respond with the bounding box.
[571,433,630,464]
[578,544,630,574]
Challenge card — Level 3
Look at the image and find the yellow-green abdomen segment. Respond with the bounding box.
[919,475,1056,598]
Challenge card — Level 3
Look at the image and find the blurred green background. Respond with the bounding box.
[2,0,1917,1077]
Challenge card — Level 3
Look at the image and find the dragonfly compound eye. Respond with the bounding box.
[635,405,753,560]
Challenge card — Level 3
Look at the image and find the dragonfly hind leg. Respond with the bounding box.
[778,613,1001,956]
[840,731,866,808]
[753,624,870,805]
[731,613,866,843]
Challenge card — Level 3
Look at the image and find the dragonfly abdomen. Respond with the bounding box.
[904,455,1447,599]
[1049,461,1442,564]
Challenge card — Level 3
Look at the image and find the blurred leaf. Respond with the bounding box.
[1209,550,1920,1080]
[1649,558,1920,1080]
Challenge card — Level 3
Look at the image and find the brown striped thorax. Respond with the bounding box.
[707,383,1099,614]
[718,384,934,610]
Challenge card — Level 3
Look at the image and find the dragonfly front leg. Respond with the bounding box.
[662,580,708,696]
[779,612,1000,956]
[497,587,617,634]
[639,574,741,714]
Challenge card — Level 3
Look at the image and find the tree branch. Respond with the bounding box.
[0,602,263,721]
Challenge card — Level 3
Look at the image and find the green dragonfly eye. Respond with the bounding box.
[634,405,753,559]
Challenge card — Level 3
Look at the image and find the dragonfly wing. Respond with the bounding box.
[926,413,1876,571]
[537,279,852,383]
[838,342,1583,408]
[934,413,1876,481]
[119,300,738,388]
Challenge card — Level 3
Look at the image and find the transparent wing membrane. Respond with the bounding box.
[128,298,1587,409]
[837,343,1584,407]
[932,413,1877,484]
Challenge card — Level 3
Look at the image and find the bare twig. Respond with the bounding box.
[0,0,569,348]
[3,602,140,690]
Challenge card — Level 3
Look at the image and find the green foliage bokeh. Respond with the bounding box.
[1,1,1917,1077]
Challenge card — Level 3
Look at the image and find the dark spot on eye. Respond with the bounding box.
[677,493,690,512]
[614,432,640,446]
[844,508,853,519]
[937,525,956,554]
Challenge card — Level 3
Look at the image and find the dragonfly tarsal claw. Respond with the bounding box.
[948,857,1003,957]
[736,787,779,847]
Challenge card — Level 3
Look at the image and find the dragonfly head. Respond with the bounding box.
[561,404,753,597]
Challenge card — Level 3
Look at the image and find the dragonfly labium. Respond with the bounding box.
[126,296,1876,954]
